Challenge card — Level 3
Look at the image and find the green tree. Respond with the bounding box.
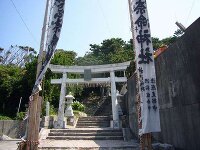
[76,38,134,66]
[0,65,25,116]
[51,49,77,65]
[43,49,80,112]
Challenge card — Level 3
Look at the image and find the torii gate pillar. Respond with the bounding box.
[54,72,67,128]
[110,71,119,128]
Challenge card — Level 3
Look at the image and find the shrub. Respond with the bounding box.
[49,105,57,115]
[72,101,85,112]
[42,101,57,116]
[0,115,12,120]
[15,112,26,120]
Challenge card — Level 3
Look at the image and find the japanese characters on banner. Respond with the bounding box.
[32,0,65,94]
[130,0,161,135]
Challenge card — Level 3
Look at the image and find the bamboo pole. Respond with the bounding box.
[127,0,152,149]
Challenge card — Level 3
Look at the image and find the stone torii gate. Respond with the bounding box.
[49,61,130,129]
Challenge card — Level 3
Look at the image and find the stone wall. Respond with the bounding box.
[126,17,200,150]
[0,120,26,138]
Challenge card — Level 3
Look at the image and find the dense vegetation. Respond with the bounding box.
[0,33,181,118]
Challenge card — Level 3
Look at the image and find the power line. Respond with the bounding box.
[9,0,38,44]
[185,0,195,25]
[96,0,112,36]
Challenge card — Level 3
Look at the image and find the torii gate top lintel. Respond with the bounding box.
[49,61,131,74]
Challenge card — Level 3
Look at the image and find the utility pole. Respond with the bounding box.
[24,0,50,149]
[36,0,50,77]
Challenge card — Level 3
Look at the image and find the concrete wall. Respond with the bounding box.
[126,17,200,150]
[0,120,26,138]
[126,74,138,138]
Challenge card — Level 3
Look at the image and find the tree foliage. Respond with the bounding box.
[0,49,78,117]
[152,29,184,50]
[0,33,180,117]
[51,49,76,65]
[43,49,81,113]
[0,65,26,116]
[76,38,134,65]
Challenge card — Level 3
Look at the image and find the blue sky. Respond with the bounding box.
[0,0,199,56]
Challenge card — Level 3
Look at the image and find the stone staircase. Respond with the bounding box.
[47,116,123,140]
[47,128,123,140]
[94,97,112,116]
[76,116,110,128]
[39,116,139,149]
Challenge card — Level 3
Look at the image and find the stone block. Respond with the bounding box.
[67,116,75,126]
[152,143,175,150]
[41,116,50,128]
[122,128,132,141]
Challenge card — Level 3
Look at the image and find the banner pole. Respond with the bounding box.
[128,0,152,150]
[128,0,147,149]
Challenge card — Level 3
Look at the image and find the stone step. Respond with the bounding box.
[78,119,110,122]
[76,125,109,128]
[76,122,110,126]
[39,147,136,150]
[78,117,110,121]
[49,132,122,136]
[77,120,109,123]
[76,122,109,126]
[47,136,124,140]
[50,129,121,133]
[80,116,109,118]
[78,117,110,119]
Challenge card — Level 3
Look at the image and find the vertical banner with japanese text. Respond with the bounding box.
[130,0,161,135]
[32,0,65,94]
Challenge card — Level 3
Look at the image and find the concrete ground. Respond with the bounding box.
[0,140,20,150]
[0,128,139,150]
[0,139,139,150]
[39,139,139,149]
[38,128,139,149]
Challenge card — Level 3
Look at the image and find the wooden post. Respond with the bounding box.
[26,93,42,150]
[18,0,50,150]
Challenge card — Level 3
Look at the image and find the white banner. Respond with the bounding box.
[130,0,161,135]
[32,0,66,94]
